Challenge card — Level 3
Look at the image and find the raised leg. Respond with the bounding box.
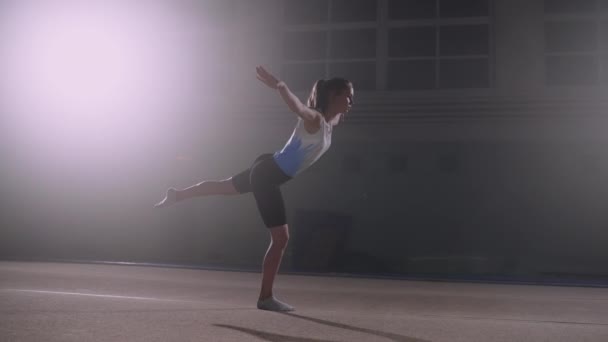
[176,179,239,201]
[155,179,239,208]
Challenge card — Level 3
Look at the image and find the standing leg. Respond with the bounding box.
[257,224,294,312]
[249,156,294,311]
[259,224,289,300]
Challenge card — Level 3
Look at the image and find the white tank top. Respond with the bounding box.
[273,117,332,177]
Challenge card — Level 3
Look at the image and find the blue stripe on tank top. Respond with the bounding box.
[273,137,314,177]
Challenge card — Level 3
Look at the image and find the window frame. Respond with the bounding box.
[281,0,495,91]
[543,0,608,86]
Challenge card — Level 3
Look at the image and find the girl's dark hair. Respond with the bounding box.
[307,78,352,114]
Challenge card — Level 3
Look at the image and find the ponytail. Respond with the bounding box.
[307,79,326,109]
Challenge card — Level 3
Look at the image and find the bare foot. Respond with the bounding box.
[257,296,295,312]
[154,188,178,208]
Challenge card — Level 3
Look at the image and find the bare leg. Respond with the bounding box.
[259,225,288,299]
[257,224,294,311]
[155,179,239,208]
[176,179,239,201]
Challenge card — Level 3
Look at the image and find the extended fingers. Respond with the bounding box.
[256,65,268,74]
[257,66,276,80]
[256,66,268,78]
[256,65,280,89]
[256,74,277,89]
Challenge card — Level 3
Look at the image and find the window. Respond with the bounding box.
[544,0,596,14]
[543,1,607,85]
[283,31,327,60]
[390,0,488,19]
[389,27,436,57]
[389,0,436,20]
[284,0,328,25]
[282,0,492,91]
[439,0,489,18]
[331,0,377,23]
[330,62,376,90]
[330,29,376,59]
[440,25,489,56]
[282,63,326,91]
[386,0,491,90]
[283,1,378,90]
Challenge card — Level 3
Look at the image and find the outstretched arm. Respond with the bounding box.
[256,66,320,122]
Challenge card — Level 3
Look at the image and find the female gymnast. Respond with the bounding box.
[155,66,354,311]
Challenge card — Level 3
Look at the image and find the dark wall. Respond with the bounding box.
[286,139,608,280]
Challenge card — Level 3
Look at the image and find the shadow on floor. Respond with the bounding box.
[214,313,430,342]
[282,312,430,342]
[213,324,336,342]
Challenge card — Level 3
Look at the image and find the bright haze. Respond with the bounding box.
[0,0,258,257]
[1,0,209,176]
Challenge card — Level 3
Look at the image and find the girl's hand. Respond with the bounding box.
[256,65,281,89]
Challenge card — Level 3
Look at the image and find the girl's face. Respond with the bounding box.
[330,85,354,117]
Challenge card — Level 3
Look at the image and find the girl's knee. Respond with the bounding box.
[270,225,289,247]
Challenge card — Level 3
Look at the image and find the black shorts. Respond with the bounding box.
[231,153,292,228]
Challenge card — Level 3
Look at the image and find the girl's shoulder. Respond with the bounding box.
[301,113,322,134]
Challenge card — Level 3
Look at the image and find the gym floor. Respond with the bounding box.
[2,261,608,341]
